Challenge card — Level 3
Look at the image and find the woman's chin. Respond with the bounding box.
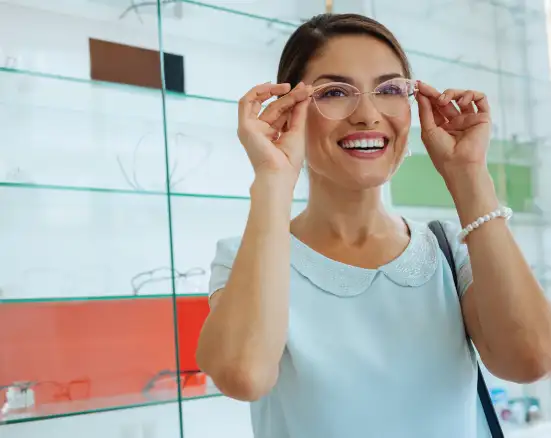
[307,160,397,191]
[333,171,392,191]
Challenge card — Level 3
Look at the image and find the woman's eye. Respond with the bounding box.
[317,88,348,99]
[377,84,405,95]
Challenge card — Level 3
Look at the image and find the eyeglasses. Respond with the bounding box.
[142,370,200,393]
[131,267,206,295]
[0,379,91,406]
[311,78,417,120]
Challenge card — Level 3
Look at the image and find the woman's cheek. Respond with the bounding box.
[389,114,411,149]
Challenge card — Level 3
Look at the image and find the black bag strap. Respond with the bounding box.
[428,220,504,438]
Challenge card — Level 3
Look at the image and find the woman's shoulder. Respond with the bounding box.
[212,236,243,268]
[405,217,462,244]
[405,216,467,262]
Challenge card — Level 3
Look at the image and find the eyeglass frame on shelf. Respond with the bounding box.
[130,266,206,296]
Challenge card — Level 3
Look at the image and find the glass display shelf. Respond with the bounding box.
[0,63,273,135]
[0,187,179,301]
[155,0,547,80]
[0,293,208,304]
[0,187,308,302]
[0,293,221,426]
[0,66,238,107]
[1,66,312,198]
[494,0,545,15]
[155,0,299,28]
[0,181,309,203]
[0,387,223,426]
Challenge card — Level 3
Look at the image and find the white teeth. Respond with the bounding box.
[340,138,385,149]
[356,149,381,154]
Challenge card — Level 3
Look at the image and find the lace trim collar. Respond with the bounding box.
[290,218,438,297]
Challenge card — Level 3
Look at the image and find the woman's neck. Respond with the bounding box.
[292,176,403,248]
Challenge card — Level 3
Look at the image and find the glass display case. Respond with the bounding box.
[0,1,309,437]
[1,1,551,437]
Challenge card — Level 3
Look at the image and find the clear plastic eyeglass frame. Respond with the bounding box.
[311,78,418,120]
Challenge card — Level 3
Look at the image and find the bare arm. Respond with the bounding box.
[196,81,311,401]
[196,177,293,401]
[452,170,551,383]
[416,82,551,383]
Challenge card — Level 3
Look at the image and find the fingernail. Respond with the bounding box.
[438,93,446,102]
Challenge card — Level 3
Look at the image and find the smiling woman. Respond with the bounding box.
[196,13,551,438]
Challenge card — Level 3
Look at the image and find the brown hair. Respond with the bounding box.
[277,13,411,86]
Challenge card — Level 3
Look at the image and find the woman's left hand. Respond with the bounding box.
[416,81,492,184]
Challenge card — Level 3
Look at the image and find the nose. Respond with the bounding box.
[348,93,382,126]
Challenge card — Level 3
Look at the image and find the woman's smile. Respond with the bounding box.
[337,130,390,160]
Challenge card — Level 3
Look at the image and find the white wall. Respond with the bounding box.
[2,398,254,438]
[1,0,551,437]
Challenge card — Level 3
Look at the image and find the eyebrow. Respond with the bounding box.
[312,72,404,86]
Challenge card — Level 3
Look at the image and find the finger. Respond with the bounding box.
[434,93,462,120]
[238,82,292,120]
[473,93,490,114]
[418,83,460,119]
[287,96,311,134]
[259,83,308,125]
[259,83,311,126]
[439,88,490,114]
[443,113,491,131]
[254,83,292,102]
[421,83,478,119]
[437,88,465,106]
[416,93,437,131]
[429,100,448,127]
[238,82,288,120]
[259,123,278,139]
[271,112,289,133]
[278,97,310,158]
[456,90,476,114]
[270,84,314,132]
[417,81,441,99]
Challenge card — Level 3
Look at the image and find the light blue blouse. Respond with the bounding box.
[209,218,492,438]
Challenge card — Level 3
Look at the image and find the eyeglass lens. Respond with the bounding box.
[312,78,415,120]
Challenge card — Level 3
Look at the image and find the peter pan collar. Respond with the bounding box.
[290,218,439,297]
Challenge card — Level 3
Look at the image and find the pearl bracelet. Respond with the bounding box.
[458,206,513,244]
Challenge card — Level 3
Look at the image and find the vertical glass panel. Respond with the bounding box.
[158,2,315,438]
[0,1,183,436]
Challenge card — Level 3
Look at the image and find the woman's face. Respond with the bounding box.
[301,35,412,190]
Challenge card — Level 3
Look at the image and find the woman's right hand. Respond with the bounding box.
[237,82,312,184]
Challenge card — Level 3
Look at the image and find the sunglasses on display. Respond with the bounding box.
[311,77,418,120]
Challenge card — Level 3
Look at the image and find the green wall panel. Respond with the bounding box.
[390,155,454,208]
[488,163,533,212]
[390,155,533,212]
